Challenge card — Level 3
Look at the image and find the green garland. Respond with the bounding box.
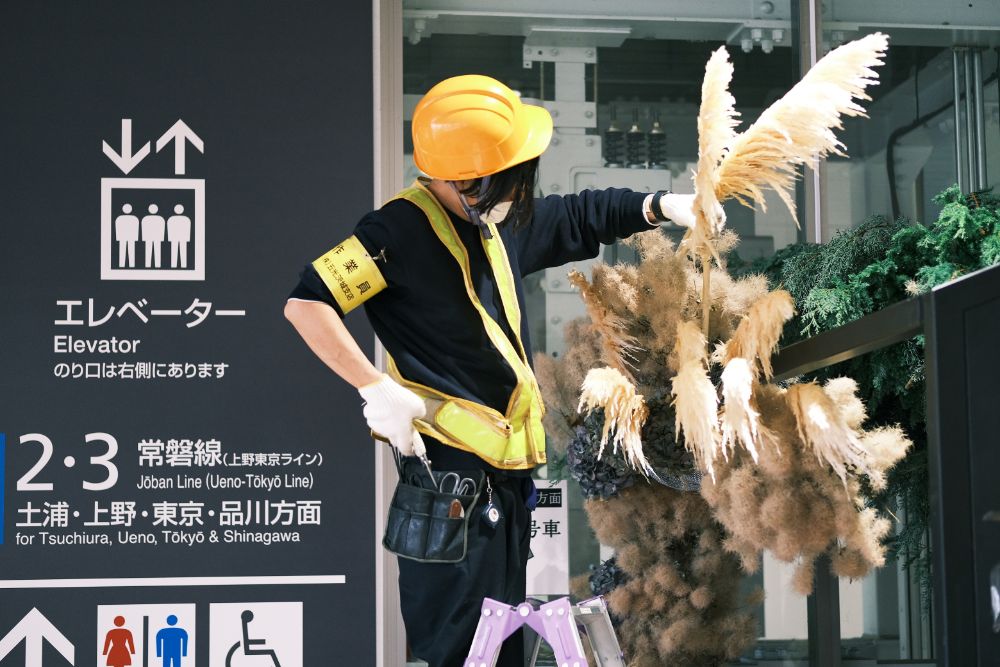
[730,185,1000,587]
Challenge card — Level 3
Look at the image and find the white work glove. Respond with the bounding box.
[657,193,726,230]
[358,374,427,458]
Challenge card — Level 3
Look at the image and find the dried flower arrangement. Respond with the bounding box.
[536,33,916,664]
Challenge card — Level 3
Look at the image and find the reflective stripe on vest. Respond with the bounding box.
[382,180,546,470]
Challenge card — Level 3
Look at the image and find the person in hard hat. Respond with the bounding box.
[284,74,717,667]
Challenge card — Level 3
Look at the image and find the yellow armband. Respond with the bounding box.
[312,235,388,314]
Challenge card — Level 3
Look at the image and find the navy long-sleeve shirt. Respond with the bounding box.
[289,186,657,472]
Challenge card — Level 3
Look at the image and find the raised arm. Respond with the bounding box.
[511,187,655,276]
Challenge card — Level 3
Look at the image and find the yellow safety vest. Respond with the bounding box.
[312,180,548,468]
[381,180,548,469]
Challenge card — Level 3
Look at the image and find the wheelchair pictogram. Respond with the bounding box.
[210,602,301,667]
[225,611,281,667]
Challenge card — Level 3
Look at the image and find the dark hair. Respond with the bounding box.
[459,156,539,231]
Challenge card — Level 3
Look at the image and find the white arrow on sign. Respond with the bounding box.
[102,119,151,175]
[0,608,75,666]
[156,119,204,175]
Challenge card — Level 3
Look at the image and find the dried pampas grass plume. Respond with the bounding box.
[786,381,870,486]
[719,357,762,463]
[568,269,639,378]
[715,290,795,460]
[822,376,867,430]
[714,32,889,221]
[671,321,721,479]
[684,46,740,262]
[578,367,653,474]
[684,46,742,337]
[860,426,913,492]
[724,290,796,380]
[695,47,740,232]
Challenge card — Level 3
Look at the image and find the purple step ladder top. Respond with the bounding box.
[465,598,524,664]
[465,596,623,667]
[523,598,587,662]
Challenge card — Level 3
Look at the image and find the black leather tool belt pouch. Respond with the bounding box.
[382,454,485,563]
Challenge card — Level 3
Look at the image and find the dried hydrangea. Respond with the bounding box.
[567,410,637,500]
[589,555,629,597]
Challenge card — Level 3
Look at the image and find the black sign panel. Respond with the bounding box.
[0,3,376,665]
[535,488,563,508]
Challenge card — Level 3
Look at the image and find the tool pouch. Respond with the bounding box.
[382,455,484,563]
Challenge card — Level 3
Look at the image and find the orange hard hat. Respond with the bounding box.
[411,74,553,180]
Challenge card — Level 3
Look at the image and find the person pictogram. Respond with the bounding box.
[141,203,166,268]
[114,203,140,267]
[155,614,189,667]
[225,610,282,667]
[115,204,139,267]
[167,204,192,268]
[102,615,136,667]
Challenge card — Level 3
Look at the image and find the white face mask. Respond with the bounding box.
[482,200,513,225]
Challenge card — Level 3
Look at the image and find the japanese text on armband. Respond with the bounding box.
[312,235,387,314]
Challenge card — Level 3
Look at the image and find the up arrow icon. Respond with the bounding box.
[102,119,151,175]
[156,119,204,175]
[0,608,75,666]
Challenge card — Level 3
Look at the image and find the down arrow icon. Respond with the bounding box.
[0,608,75,666]
[102,119,151,175]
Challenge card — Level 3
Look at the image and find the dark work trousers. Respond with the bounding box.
[398,471,535,667]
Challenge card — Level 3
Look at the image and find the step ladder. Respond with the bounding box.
[464,596,625,667]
